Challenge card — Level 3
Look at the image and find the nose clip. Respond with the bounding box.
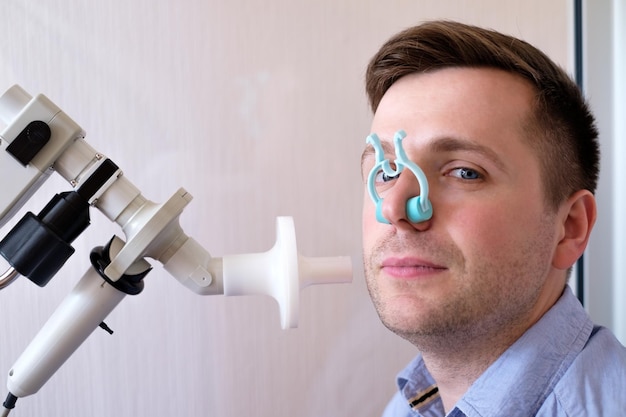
[366,130,433,224]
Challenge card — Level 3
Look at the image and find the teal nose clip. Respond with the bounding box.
[366,130,433,224]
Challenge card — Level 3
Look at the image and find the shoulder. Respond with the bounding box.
[541,326,626,415]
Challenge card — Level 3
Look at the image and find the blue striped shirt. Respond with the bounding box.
[382,287,626,416]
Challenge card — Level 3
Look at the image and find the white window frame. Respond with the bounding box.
[582,0,626,343]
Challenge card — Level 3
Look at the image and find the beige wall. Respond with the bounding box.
[0,1,571,416]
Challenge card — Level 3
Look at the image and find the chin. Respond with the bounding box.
[378,304,426,334]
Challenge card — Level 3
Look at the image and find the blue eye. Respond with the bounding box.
[451,167,482,180]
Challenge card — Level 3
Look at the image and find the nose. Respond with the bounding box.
[366,130,433,228]
[380,170,433,230]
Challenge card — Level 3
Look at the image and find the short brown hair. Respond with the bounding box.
[365,20,599,207]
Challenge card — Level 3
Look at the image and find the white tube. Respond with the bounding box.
[299,255,353,289]
[6,266,126,398]
[222,217,353,329]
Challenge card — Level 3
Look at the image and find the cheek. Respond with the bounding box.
[447,194,541,260]
[444,198,530,256]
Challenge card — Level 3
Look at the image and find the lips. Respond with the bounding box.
[381,257,447,279]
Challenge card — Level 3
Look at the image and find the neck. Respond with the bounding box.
[406,282,566,412]
[407,310,541,412]
[419,338,509,412]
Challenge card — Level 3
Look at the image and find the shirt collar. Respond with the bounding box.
[395,287,593,417]
[397,355,445,416]
[455,287,593,416]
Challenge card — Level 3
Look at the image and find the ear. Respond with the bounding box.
[552,190,597,270]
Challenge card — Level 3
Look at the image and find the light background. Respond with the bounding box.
[0,1,589,416]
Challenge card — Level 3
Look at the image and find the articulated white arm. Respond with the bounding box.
[0,85,353,412]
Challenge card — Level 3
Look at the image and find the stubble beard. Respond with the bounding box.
[364,220,555,353]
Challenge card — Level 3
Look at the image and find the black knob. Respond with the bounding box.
[6,120,51,166]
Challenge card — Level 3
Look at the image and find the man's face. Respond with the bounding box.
[361,68,565,345]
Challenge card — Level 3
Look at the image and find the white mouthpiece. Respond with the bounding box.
[222,217,352,329]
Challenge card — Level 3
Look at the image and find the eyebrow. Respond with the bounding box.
[429,136,507,172]
[360,135,506,172]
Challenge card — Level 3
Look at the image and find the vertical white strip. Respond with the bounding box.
[612,0,626,343]
[585,0,626,344]
[583,0,615,331]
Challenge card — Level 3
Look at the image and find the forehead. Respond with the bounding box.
[367,67,538,163]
